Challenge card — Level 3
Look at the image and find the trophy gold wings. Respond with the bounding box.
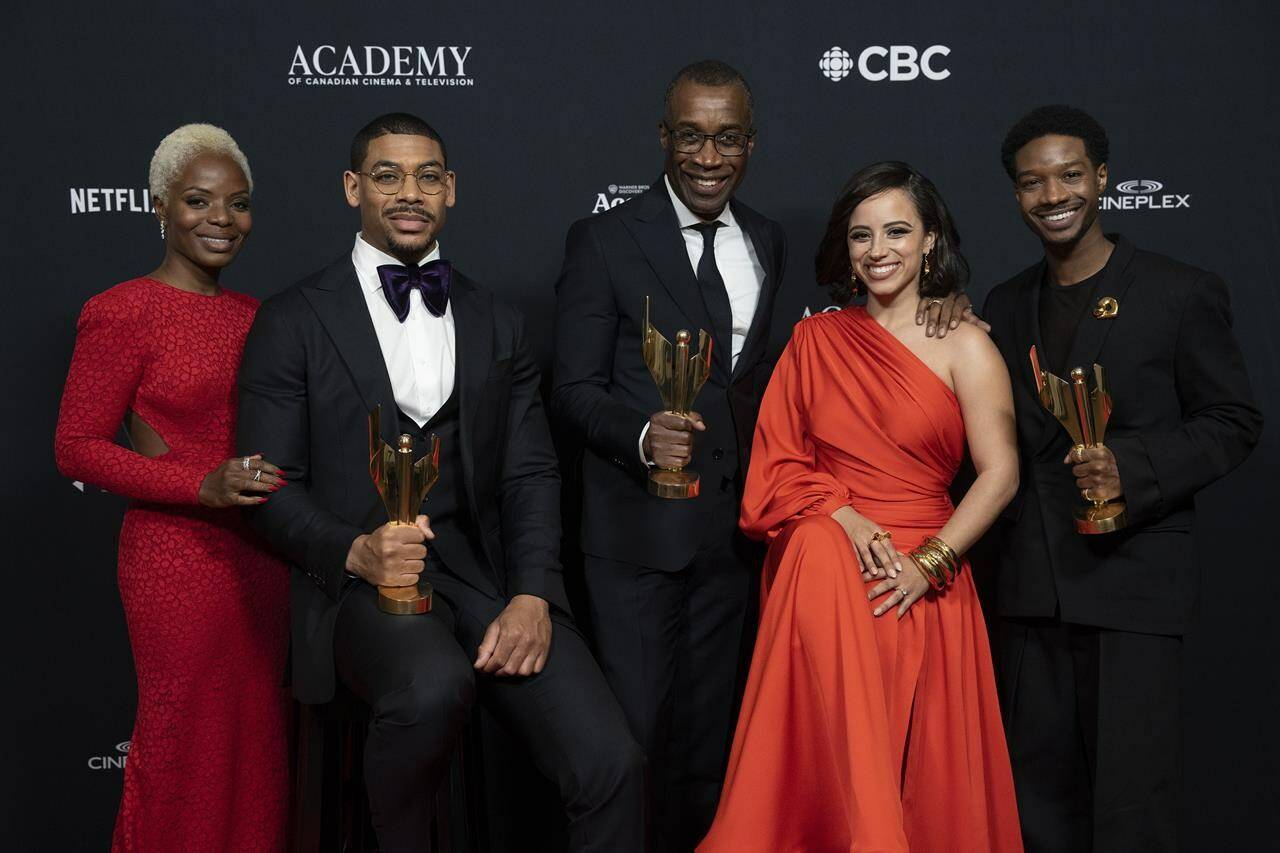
[642,296,713,499]
[1030,346,1128,534]
[369,406,441,613]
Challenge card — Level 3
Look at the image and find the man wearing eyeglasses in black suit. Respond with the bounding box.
[551,60,979,851]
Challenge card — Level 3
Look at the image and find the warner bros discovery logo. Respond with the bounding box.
[591,183,649,214]
[288,44,474,87]
[1100,179,1190,211]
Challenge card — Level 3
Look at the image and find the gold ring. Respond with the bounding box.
[927,299,942,308]
[871,530,892,542]
[1083,488,1093,502]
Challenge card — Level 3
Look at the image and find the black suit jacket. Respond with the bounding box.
[550,180,787,571]
[237,256,567,703]
[984,235,1262,634]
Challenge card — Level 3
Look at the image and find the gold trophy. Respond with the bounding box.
[369,406,441,614]
[1030,346,1128,534]
[642,296,713,499]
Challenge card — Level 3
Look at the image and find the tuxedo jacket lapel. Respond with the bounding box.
[302,259,400,448]
[733,203,777,382]
[1011,261,1063,451]
[446,273,492,514]
[621,184,728,377]
[1059,236,1137,378]
[1022,236,1139,453]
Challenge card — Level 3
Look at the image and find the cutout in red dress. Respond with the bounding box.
[56,278,289,852]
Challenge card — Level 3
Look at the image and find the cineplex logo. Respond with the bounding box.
[288,45,474,87]
[88,740,130,771]
[591,183,649,214]
[820,45,951,82]
[1100,179,1190,211]
[69,188,153,214]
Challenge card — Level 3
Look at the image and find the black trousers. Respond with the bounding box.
[998,617,1182,853]
[584,486,759,853]
[333,566,645,853]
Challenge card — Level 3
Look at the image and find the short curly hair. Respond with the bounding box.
[664,59,754,126]
[815,161,969,305]
[350,112,448,172]
[1000,105,1109,181]
[148,124,253,203]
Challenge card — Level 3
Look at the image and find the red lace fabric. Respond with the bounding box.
[56,277,289,852]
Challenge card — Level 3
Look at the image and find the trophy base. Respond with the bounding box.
[1074,502,1128,535]
[377,580,434,615]
[649,469,700,500]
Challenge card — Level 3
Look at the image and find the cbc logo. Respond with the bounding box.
[820,45,951,82]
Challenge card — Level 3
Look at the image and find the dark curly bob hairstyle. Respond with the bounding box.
[815,161,969,305]
[999,105,1109,181]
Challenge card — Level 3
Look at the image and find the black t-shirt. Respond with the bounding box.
[1039,267,1105,376]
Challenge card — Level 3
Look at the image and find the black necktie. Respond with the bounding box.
[691,222,734,371]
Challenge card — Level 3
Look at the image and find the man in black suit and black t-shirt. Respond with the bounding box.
[237,113,643,853]
[983,105,1262,852]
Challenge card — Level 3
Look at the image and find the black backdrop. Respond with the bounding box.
[5,1,1278,848]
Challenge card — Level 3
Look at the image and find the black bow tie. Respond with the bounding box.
[376,259,452,322]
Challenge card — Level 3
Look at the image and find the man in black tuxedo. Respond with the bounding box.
[237,113,642,853]
[983,105,1262,852]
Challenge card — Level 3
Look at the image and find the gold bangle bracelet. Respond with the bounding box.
[910,538,960,590]
[910,549,947,590]
[922,537,960,584]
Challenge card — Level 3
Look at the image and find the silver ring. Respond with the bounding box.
[1082,487,1093,502]
[241,456,252,470]
[253,469,263,482]
[898,587,909,599]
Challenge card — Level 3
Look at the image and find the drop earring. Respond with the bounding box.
[159,220,166,241]
[922,252,931,280]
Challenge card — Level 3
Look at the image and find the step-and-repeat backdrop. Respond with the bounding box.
[5,1,1276,848]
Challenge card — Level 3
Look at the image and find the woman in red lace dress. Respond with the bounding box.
[55,125,289,852]
[699,163,1023,852]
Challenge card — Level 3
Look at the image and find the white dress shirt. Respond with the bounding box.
[638,178,767,464]
[352,233,455,427]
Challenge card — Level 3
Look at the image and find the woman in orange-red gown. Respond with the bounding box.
[699,162,1022,852]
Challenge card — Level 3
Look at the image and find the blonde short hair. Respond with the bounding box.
[148,123,253,203]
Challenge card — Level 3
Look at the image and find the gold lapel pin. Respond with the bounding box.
[1093,296,1119,319]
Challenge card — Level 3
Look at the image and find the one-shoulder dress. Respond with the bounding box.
[698,307,1021,852]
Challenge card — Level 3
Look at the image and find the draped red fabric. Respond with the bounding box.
[699,307,1021,853]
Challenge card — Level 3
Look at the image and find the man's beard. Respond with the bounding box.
[385,228,435,264]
